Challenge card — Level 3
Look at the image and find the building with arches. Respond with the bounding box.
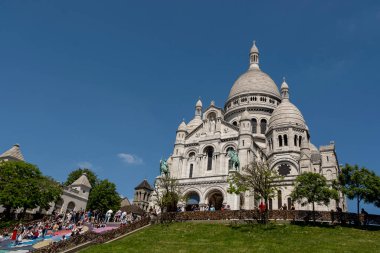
[0,144,92,215]
[133,179,153,212]
[155,42,346,212]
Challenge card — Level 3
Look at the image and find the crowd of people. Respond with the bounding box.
[0,212,85,246]
[0,208,141,246]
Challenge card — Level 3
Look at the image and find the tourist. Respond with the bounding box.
[259,202,266,213]
[361,208,369,225]
[291,205,295,210]
[282,204,287,210]
[210,205,215,212]
[105,209,113,223]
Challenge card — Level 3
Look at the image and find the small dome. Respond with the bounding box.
[268,100,306,129]
[281,79,289,89]
[228,69,281,100]
[187,118,203,132]
[250,41,259,54]
[178,121,187,131]
[196,99,202,107]
[240,110,251,121]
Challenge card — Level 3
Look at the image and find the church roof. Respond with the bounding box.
[228,69,281,100]
[268,99,306,130]
[177,121,187,131]
[121,197,131,207]
[71,173,92,188]
[0,144,25,161]
[135,179,153,191]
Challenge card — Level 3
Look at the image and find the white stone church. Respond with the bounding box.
[160,42,346,212]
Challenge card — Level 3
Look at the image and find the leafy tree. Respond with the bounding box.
[228,161,283,223]
[38,176,63,211]
[87,179,121,213]
[64,168,98,188]
[339,164,380,219]
[0,161,62,219]
[153,173,182,213]
[291,172,338,223]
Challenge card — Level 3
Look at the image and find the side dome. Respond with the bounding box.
[187,118,203,132]
[228,69,281,100]
[268,100,306,129]
[177,121,187,131]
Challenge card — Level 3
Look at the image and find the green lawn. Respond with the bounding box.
[81,222,380,253]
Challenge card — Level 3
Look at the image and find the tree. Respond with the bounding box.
[291,172,338,223]
[153,173,182,213]
[0,161,62,219]
[339,164,380,220]
[87,179,121,213]
[64,168,98,188]
[228,161,283,223]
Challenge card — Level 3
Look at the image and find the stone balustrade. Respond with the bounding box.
[161,210,380,225]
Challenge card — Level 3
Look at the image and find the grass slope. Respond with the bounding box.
[81,222,380,253]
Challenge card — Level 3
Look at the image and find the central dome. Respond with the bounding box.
[228,68,281,100]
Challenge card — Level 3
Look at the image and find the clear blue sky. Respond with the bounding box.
[0,1,379,214]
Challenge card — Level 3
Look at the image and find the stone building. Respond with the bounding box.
[133,179,153,212]
[0,144,24,162]
[54,173,92,213]
[156,42,346,212]
[0,144,92,214]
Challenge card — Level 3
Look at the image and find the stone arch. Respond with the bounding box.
[184,190,201,211]
[67,201,76,212]
[186,148,198,157]
[203,187,226,210]
[201,144,217,154]
[271,159,300,175]
[222,142,238,153]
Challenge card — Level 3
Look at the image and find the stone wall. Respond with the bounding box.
[161,210,380,225]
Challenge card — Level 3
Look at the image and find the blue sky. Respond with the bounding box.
[0,1,379,214]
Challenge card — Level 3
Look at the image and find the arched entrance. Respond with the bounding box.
[67,201,76,212]
[185,192,200,211]
[207,189,224,210]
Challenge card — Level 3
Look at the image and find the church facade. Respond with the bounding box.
[162,43,346,212]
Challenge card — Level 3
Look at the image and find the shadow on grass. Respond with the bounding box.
[226,220,380,233]
[290,220,380,231]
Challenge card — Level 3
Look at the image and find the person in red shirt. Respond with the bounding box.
[259,202,266,213]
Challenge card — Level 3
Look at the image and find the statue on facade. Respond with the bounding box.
[159,159,170,176]
[228,150,240,170]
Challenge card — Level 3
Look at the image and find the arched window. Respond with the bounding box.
[189,164,193,178]
[271,138,274,150]
[294,135,298,146]
[260,119,267,134]
[299,136,302,147]
[269,199,273,210]
[189,152,195,160]
[287,198,292,209]
[279,135,283,147]
[205,146,214,171]
[277,190,282,209]
[251,119,257,133]
[284,134,288,146]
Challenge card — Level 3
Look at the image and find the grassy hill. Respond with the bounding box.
[80,222,380,253]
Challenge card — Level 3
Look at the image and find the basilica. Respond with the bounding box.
[160,42,346,212]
